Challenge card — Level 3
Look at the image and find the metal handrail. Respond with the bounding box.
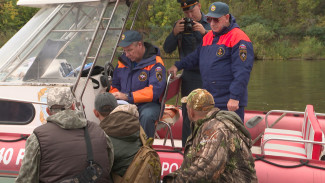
[0,97,46,105]
[261,137,325,157]
[72,0,110,94]
[155,73,183,148]
[264,109,325,128]
[159,73,171,120]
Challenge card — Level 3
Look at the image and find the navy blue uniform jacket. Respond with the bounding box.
[110,43,166,106]
[175,15,254,107]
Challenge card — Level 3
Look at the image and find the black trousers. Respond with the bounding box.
[181,70,202,147]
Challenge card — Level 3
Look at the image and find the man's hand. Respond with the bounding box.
[167,65,178,79]
[193,21,206,35]
[227,99,239,111]
[112,92,128,101]
[173,19,185,36]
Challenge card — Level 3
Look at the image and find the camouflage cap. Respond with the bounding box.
[47,87,75,109]
[181,88,215,111]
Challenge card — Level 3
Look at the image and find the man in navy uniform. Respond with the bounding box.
[110,30,166,138]
[163,0,210,147]
[168,2,254,122]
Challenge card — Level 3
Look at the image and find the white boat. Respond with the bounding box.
[0,0,139,180]
[1,0,325,182]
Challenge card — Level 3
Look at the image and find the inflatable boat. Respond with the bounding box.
[0,0,324,182]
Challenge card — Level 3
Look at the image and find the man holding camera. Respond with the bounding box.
[163,0,210,147]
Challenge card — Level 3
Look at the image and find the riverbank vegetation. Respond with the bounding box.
[1,0,325,60]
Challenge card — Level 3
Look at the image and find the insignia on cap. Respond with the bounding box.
[121,34,125,40]
[211,5,216,11]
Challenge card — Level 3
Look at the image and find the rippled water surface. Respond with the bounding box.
[164,59,325,113]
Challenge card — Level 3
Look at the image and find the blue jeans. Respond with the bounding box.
[138,102,161,138]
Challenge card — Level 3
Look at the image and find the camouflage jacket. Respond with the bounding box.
[15,110,114,183]
[164,108,258,183]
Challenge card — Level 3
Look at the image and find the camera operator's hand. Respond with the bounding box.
[173,19,185,36]
[193,21,206,35]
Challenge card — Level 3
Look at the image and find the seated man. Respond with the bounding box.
[109,30,166,137]
[16,87,114,183]
[93,92,142,180]
[163,89,257,183]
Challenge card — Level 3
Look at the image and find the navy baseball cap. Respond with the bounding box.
[178,0,199,11]
[118,30,143,47]
[205,2,229,18]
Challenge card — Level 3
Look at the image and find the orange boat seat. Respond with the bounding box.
[262,105,324,160]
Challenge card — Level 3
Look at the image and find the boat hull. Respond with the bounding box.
[1,110,325,182]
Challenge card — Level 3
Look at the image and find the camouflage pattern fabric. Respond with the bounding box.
[181,88,215,111]
[47,87,75,110]
[163,108,258,183]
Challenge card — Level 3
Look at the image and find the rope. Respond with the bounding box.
[0,135,28,142]
[255,155,325,170]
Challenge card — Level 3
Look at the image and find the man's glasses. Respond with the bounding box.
[207,17,220,23]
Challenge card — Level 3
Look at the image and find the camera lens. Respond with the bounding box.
[183,17,193,33]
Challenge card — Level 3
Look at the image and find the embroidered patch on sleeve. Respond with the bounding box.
[138,71,147,81]
[239,44,247,62]
[155,66,163,72]
[156,71,163,82]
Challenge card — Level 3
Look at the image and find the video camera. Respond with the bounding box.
[182,17,194,33]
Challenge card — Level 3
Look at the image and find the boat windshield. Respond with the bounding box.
[0,1,129,83]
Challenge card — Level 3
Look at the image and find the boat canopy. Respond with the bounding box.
[17,0,120,8]
[0,0,133,84]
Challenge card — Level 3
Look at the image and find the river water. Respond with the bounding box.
[1,59,324,183]
[164,59,325,113]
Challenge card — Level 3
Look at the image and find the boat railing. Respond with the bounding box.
[265,110,325,128]
[261,137,325,157]
[0,97,46,105]
[155,73,182,148]
[74,0,141,118]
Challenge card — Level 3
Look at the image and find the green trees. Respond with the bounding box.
[0,0,324,59]
[130,0,325,59]
[0,0,38,46]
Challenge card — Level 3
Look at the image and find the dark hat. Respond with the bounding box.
[178,0,199,11]
[118,30,142,47]
[181,89,215,111]
[205,2,229,18]
[94,92,118,113]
